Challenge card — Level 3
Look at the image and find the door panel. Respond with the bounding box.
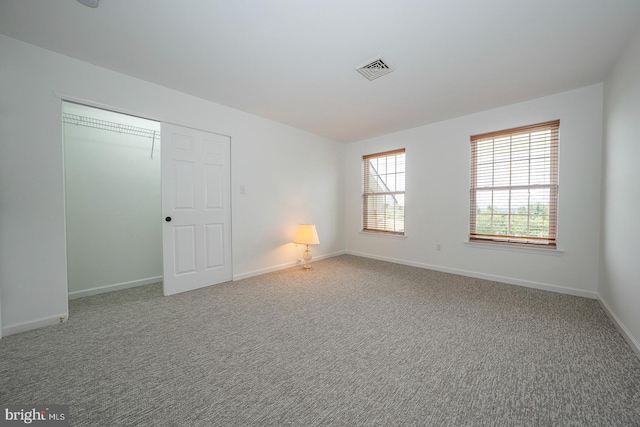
[205,224,224,268]
[174,225,196,275]
[174,161,195,209]
[162,123,232,296]
[204,164,223,208]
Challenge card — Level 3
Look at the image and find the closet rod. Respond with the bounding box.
[62,113,160,140]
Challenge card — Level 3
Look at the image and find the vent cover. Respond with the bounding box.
[355,56,394,81]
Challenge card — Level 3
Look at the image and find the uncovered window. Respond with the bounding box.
[362,149,406,235]
[469,120,559,246]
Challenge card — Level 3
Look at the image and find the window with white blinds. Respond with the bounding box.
[362,149,406,234]
[470,120,559,246]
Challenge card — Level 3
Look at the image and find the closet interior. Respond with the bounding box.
[63,102,163,299]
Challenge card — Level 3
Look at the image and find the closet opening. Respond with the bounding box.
[63,101,163,300]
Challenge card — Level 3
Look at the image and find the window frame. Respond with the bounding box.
[469,120,559,247]
[362,148,406,235]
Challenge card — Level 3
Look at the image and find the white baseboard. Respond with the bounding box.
[596,294,640,359]
[3,312,68,337]
[68,276,163,300]
[345,250,597,299]
[233,251,346,281]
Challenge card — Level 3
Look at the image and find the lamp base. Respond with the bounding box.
[302,246,312,270]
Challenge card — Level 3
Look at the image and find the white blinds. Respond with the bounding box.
[363,149,406,234]
[470,120,559,246]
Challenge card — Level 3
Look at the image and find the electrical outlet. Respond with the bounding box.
[436,243,442,251]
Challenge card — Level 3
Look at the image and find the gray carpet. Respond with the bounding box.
[1,255,639,426]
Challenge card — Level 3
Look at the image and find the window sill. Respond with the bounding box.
[464,240,564,256]
[359,231,408,240]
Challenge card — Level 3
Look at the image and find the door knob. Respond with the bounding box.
[165,216,172,222]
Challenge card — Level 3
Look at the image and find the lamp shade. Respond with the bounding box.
[293,224,320,245]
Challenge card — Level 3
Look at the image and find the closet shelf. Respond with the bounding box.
[63,113,160,139]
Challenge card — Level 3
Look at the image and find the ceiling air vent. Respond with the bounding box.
[355,56,394,81]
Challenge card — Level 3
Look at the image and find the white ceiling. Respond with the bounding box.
[2,0,640,142]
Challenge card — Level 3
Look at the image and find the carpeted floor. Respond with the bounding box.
[1,255,639,426]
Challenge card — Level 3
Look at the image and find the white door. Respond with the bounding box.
[161,123,232,296]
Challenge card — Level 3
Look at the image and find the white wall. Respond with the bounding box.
[0,34,344,335]
[599,27,640,355]
[344,84,604,297]
[63,103,163,298]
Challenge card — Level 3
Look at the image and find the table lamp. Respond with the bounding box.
[293,223,320,270]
